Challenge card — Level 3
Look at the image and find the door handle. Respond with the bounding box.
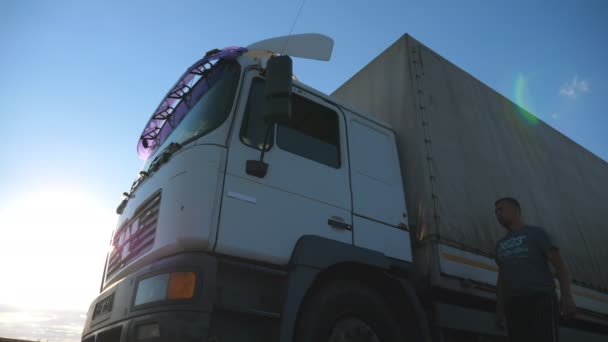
[328,217,352,231]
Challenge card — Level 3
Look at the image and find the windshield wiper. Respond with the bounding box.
[115,142,182,215]
[116,170,148,214]
[149,142,182,173]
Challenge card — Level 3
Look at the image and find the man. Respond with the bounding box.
[494,197,577,342]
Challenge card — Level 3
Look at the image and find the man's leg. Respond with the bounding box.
[530,293,560,342]
[505,297,529,342]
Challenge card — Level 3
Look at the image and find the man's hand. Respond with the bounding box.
[496,308,506,330]
[560,295,578,320]
[547,250,577,320]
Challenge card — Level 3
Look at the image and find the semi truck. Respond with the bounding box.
[81,34,608,342]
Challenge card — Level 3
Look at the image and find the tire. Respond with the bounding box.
[294,279,405,342]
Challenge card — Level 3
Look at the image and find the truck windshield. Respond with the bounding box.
[142,60,240,170]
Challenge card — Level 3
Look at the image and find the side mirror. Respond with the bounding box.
[264,55,292,124]
[246,55,293,179]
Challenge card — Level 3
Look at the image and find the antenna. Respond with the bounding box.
[281,0,308,55]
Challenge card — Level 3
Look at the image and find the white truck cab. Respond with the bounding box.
[83,34,418,342]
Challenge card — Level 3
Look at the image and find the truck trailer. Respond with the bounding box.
[81,33,608,342]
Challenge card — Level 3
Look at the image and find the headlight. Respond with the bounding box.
[134,272,196,306]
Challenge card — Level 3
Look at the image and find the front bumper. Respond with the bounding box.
[82,253,216,342]
[82,311,210,342]
[82,252,285,342]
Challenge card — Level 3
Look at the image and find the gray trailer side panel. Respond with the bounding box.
[332,34,608,292]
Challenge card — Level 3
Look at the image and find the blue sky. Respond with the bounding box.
[0,0,606,340]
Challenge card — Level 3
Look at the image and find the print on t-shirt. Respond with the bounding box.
[497,235,529,259]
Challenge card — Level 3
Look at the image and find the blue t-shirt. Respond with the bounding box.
[495,225,557,298]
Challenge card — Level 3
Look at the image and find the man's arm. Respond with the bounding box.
[547,249,577,319]
[547,249,572,297]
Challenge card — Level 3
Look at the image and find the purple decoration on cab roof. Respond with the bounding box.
[137,46,247,160]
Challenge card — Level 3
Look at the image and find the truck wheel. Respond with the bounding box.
[295,280,404,342]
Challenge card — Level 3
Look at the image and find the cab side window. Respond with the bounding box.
[277,96,340,168]
[240,79,341,168]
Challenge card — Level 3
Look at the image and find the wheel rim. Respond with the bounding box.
[327,317,381,342]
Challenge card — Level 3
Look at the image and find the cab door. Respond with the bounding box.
[215,75,352,265]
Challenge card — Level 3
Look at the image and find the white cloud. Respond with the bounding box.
[0,308,84,342]
[559,75,590,99]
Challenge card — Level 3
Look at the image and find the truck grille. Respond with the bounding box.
[106,191,161,278]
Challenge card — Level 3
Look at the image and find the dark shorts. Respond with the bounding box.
[505,293,559,342]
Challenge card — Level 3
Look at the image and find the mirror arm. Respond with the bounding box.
[259,122,273,162]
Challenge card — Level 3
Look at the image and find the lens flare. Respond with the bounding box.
[513,73,539,126]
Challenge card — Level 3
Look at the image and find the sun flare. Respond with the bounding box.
[0,188,116,310]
